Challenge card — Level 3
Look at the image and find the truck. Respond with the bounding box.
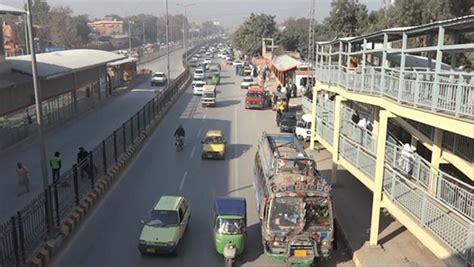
[201,85,217,107]
[253,132,334,267]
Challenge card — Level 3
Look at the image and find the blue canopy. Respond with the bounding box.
[214,197,246,217]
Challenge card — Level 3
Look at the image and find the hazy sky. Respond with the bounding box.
[3,0,382,29]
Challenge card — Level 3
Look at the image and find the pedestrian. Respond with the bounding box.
[398,143,415,175]
[50,152,62,183]
[285,82,292,100]
[276,109,282,126]
[16,162,30,196]
[276,84,282,92]
[351,110,360,124]
[77,147,90,179]
[291,82,297,98]
[285,84,292,107]
[357,118,367,129]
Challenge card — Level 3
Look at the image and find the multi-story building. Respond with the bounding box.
[88,17,124,35]
[306,15,473,265]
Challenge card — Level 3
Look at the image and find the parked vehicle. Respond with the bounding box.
[213,197,247,267]
[295,114,312,142]
[138,196,191,255]
[240,76,255,89]
[279,112,297,133]
[254,133,334,266]
[245,86,268,109]
[271,92,288,112]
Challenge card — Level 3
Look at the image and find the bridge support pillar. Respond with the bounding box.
[369,109,395,246]
[331,95,345,185]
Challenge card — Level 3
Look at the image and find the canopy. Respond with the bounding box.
[214,197,246,217]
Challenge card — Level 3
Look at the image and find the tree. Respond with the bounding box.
[278,17,310,58]
[31,0,50,26]
[48,6,82,48]
[324,0,369,38]
[72,15,91,44]
[233,13,277,56]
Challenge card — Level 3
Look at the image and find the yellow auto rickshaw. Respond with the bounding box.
[243,66,252,77]
[271,92,288,111]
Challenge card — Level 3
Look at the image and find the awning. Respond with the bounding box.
[272,54,302,72]
[107,57,138,67]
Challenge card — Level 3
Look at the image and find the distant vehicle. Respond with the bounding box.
[201,85,217,107]
[279,112,297,133]
[193,81,206,95]
[201,130,226,159]
[245,86,268,110]
[138,196,191,255]
[192,77,205,86]
[194,68,205,80]
[240,76,255,89]
[151,72,167,86]
[203,58,212,65]
[295,114,312,142]
[226,58,233,65]
[233,60,245,66]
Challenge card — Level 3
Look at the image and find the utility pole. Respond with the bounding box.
[142,20,145,45]
[26,0,52,230]
[128,21,133,57]
[308,0,316,66]
[23,1,29,55]
[176,3,195,61]
[166,0,170,90]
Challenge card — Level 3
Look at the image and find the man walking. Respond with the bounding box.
[16,162,30,196]
[77,147,90,179]
[276,109,282,126]
[50,152,62,183]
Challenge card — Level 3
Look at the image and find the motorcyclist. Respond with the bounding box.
[174,125,186,148]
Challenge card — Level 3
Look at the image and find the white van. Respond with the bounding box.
[295,114,312,142]
[193,81,206,95]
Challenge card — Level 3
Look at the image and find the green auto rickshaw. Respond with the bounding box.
[214,197,247,267]
[210,73,221,85]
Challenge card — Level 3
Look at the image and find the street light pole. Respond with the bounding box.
[177,3,195,62]
[26,0,52,228]
[166,0,170,90]
[128,21,134,57]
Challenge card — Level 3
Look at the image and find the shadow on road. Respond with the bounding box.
[216,100,241,108]
[227,144,252,160]
[219,81,236,86]
[235,222,263,267]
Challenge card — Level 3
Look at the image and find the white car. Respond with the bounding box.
[192,77,205,86]
[233,60,245,66]
[203,58,212,65]
[240,76,254,89]
[151,72,167,86]
[295,114,312,142]
[194,68,205,79]
[193,81,206,95]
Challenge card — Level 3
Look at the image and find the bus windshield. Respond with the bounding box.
[268,196,303,231]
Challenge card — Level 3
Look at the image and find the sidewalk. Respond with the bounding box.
[306,146,449,267]
[0,48,186,222]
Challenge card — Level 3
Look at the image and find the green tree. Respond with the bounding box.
[48,6,82,48]
[324,0,369,38]
[232,13,277,56]
[31,0,50,26]
[278,17,310,58]
[72,15,91,44]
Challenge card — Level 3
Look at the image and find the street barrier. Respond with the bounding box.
[0,40,212,267]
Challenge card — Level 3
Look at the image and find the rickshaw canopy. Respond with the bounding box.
[214,197,246,217]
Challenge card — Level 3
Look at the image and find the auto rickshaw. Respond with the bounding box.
[210,73,220,85]
[272,92,288,111]
[214,197,247,267]
[243,66,252,76]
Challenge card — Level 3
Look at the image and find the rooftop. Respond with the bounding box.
[272,54,302,72]
[9,49,125,79]
[154,196,182,211]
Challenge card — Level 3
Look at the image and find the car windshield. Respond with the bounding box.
[247,92,263,98]
[153,73,164,77]
[216,218,245,235]
[303,197,331,228]
[268,196,303,231]
[195,70,204,74]
[204,136,224,144]
[203,92,215,98]
[147,210,179,227]
[195,83,205,88]
[243,77,252,82]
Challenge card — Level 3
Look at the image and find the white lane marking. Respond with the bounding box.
[196,128,202,138]
[179,171,188,191]
[202,114,207,120]
[190,145,196,159]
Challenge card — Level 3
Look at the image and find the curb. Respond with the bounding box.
[28,72,192,267]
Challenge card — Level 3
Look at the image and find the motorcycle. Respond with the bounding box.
[175,136,184,151]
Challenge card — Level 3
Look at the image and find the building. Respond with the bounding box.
[88,17,124,35]
[307,15,474,265]
[270,54,302,86]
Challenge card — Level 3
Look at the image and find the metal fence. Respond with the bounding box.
[0,42,204,267]
[316,64,474,118]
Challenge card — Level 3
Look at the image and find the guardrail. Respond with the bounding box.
[316,64,474,119]
[0,40,210,267]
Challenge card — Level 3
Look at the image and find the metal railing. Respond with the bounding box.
[383,166,472,259]
[0,41,207,267]
[316,64,474,118]
[339,134,376,179]
[301,95,313,113]
[340,105,377,154]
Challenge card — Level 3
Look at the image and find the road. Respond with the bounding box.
[0,48,187,222]
[51,60,354,267]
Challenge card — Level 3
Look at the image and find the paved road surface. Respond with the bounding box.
[51,60,354,267]
[0,48,187,222]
